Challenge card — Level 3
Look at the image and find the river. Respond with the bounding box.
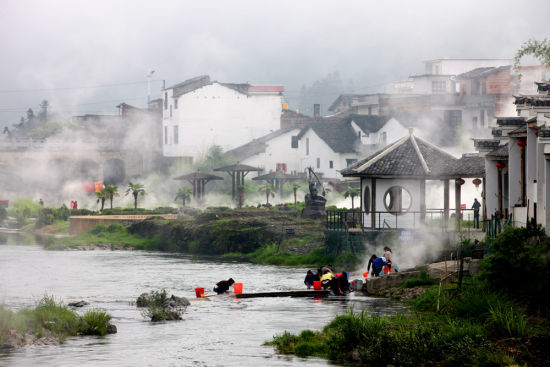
[0,234,404,366]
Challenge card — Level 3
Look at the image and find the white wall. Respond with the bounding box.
[162,83,282,159]
[508,139,522,209]
[239,128,301,174]
[485,160,499,216]
[361,178,421,229]
[298,129,357,179]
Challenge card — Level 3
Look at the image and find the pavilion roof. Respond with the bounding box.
[341,133,484,179]
[252,171,302,181]
[213,163,263,172]
[174,171,224,181]
[485,143,509,160]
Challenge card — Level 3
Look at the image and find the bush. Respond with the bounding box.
[107,223,126,233]
[90,224,108,234]
[79,310,111,336]
[487,300,529,338]
[0,207,7,222]
[139,289,185,321]
[36,208,56,227]
[10,197,42,224]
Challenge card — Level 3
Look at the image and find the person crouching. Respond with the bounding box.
[214,278,235,294]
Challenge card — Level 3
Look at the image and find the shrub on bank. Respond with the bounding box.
[79,310,112,336]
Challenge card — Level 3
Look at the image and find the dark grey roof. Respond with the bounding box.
[220,83,250,94]
[252,171,301,181]
[213,163,263,172]
[508,125,527,136]
[456,65,511,80]
[343,114,392,133]
[174,171,223,181]
[225,128,297,160]
[496,117,525,126]
[297,122,358,153]
[446,154,485,177]
[341,134,464,178]
[485,143,509,159]
[166,76,252,98]
[328,94,369,112]
[514,96,550,107]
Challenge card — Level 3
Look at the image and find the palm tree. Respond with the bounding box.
[292,183,301,208]
[96,189,110,212]
[175,187,193,206]
[104,185,119,209]
[343,186,360,210]
[126,182,146,209]
[258,183,275,206]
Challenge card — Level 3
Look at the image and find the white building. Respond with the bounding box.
[162,75,284,161]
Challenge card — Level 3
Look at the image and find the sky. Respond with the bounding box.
[0,0,549,126]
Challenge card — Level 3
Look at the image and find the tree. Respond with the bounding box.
[126,182,146,209]
[258,183,275,206]
[175,187,192,206]
[514,38,550,77]
[343,186,360,210]
[104,185,119,209]
[292,183,301,208]
[96,189,109,212]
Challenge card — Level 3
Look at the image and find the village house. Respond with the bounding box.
[226,115,407,180]
[161,75,284,161]
[476,80,550,229]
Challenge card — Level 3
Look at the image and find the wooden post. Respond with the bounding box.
[371,178,376,229]
[420,179,426,224]
[231,172,235,201]
[455,180,461,230]
[192,180,196,198]
[482,178,487,231]
[443,179,449,229]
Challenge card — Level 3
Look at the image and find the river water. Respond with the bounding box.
[0,234,404,366]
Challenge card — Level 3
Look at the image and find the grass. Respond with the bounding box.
[399,270,435,288]
[138,289,185,322]
[0,295,114,345]
[46,223,153,250]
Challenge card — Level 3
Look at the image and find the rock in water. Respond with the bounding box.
[168,295,190,307]
[106,324,117,334]
[68,300,89,307]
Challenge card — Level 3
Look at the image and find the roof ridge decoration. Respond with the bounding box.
[410,134,430,174]
[352,134,410,173]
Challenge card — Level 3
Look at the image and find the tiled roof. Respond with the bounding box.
[297,122,358,154]
[343,114,392,133]
[496,117,525,126]
[446,154,485,177]
[514,96,550,107]
[456,65,510,80]
[508,125,527,136]
[225,128,297,160]
[328,94,369,111]
[341,134,464,178]
[213,163,263,172]
[485,143,509,159]
[174,171,224,181]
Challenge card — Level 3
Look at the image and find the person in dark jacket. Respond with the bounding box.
[304,270,320,288]
[372,257,390,277]
[367,254,377,276]
[214,278,235,294]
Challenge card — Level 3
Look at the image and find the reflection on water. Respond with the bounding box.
[0,235,405,367]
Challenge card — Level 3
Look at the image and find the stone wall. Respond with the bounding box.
[69,215,177,235]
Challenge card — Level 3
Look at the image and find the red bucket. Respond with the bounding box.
[233,283,243,294]
[313,281,322,290]
[363,271,369,278]
[195,288,205,298]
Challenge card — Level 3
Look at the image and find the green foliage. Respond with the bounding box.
[258,183,275,205]
[487,300,529,338]
[140,289,184,322]
[101,207,177,215]
[126,182,146,209]
[400,270,435,288]
[26,121,63,140]
[514,38,550,75]
[481,223,549,309]
[35,204,72,228]
[9,197,42,224]
[174,187,192,206]
[0,207,7,222]
[78,310,111,336]
[342,186,360,209]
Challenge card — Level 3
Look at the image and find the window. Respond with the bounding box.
[380,132,387,145]
[329,161,333,169]
[173,125,178,144]
[169,105,172,118]
[346,159,357,167]
[434,65,440,74]
[276,163,287,172]
[480,110,485,127]
[174,99,178,109]
[306,138,309,155]
[164,126,168,144]
[432,81,446,94]
[445,110,462,126]
[291,136,298,148]
[316,158,320,168]
[383,186,412,213]
[358,130,361,138]
[368,106,372,115]
[472,117,478,129]
[164,92,168,110]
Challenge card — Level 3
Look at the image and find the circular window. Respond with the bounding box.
[363,186,370,214]
[383,186,412,213]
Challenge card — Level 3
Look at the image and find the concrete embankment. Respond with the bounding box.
[362,258,482,295]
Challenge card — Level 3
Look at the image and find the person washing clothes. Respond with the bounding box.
[213,278,235,294]
[372,256,390,277]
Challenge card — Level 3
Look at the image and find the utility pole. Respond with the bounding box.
[147,70,155,110]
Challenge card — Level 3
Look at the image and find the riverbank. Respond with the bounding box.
[0,296,116,350]
[25,207,361,268]
[268,224,550,366]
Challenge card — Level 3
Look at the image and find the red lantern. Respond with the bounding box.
[517,140,527,147]
[473,178,482,190]
[455,178,465,186]
[534,129,538,136]
[496,162,506,169]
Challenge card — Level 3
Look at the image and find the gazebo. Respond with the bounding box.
[174,170,223,200]
[213,163,263,200]
[340,130,485,230]
[252,170,302,197]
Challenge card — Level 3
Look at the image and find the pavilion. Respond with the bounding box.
[174,170,223,200]
[213,163,263,201]
[252,170,303,197]
[340,130,485,230]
